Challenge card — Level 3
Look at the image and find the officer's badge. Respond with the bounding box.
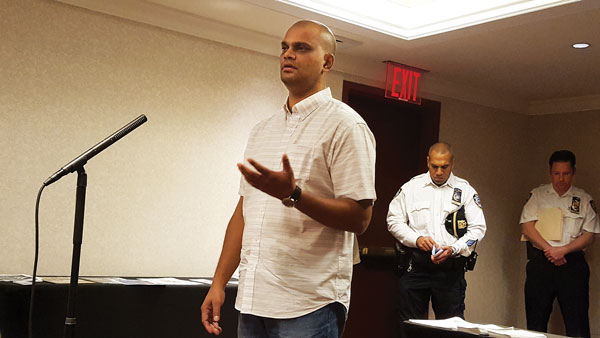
[591,200,597,215]
[393,188,402,198]
[570,196,581,214]
[457,220,467,229]
[473,194,483,209]
[452,188,462,205]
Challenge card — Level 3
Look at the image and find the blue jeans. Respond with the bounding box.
[238,302,347,338]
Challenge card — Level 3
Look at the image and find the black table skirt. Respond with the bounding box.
[0,279,238,338]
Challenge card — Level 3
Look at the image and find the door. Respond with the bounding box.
[341,81,440,338]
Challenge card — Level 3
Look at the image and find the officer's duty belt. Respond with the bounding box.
[409,248,467,272]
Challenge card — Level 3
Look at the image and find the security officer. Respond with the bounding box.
[387,142,486,331]
[520,150,599,338]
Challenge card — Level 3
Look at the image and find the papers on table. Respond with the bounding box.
[41,276,94,284]
[189,278,213,285]
[0,274,44,285]
[81,277,192,285]
[189,278,239,286]
[79,277,238,286]
[81,277,124,284]
[521,208,563,241]
[138,277,199,285]
[408,317,546,337]
[1,275,239,287]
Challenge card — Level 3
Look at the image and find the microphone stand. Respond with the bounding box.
[38,114,147,338]
[63,167,87,338]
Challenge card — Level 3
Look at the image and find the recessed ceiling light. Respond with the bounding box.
[572,43,590,49]
[277,0,581,40]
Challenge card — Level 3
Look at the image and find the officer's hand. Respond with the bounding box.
[543,246,566,265]
[238,154,295,200]
[416,236,437,252]
[552,257,567,266]
[201,286,225,335]
[431,246,453,264]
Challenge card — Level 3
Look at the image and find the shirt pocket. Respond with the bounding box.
[409,200,430,230]
[563,211,585,239]
[443,203,461,218]
[286,144,314,182]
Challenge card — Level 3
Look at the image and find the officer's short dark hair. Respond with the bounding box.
[548,150,576,169]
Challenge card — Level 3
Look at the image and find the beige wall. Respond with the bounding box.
[438,103,600,334]
[438,97,531,328]
[527,111,600,335]
[1,0,598,336]
[1,0,285,277]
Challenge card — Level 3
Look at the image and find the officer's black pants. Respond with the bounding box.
[397,267,466,336]
[525,249,590,338]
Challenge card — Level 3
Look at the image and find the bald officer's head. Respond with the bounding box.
[427,142,454,186]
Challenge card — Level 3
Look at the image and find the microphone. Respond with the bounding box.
[43,114,148,186]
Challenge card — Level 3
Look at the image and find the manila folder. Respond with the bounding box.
[520,208,563,241]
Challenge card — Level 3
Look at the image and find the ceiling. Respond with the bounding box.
[57,0,600,114]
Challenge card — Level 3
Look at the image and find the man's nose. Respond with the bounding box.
[282,49,294,59]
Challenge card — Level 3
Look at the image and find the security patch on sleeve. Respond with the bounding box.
[466,239,478,247]
[393,188,402,198]
[526,192,532,202]
[473,194,482,209]
[570,196,581,214]
[591,200,598,215]
[452,188,462,205]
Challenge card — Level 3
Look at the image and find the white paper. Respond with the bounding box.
[137,277,199,285]
[408,317,546,337]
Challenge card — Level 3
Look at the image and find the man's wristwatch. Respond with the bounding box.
[282,186,302,208]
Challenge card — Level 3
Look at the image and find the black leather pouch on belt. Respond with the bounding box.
[394,242,411,277]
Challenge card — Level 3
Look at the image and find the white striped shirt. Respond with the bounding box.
[236,88,376,318]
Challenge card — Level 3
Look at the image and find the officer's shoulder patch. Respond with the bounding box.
[393,188,402,198]
[591,200,598,215]
[473,194,482,209]
[526,192,532,202]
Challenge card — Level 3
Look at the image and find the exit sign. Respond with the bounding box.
[385,61,424,105]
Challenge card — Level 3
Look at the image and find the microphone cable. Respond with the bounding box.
[28,184,45,338]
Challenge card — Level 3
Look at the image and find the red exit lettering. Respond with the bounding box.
[385,61,423,105]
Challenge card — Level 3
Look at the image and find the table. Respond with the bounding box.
[0,278,238,338]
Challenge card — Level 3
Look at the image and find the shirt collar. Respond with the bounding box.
[283,88,331,121]
[423,172,456,188]
[544,184,575,197]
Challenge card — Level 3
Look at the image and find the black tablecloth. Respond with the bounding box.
[0,279,238,338]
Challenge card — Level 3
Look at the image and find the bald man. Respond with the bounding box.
[387,142,486,333]
[201,20,376,338]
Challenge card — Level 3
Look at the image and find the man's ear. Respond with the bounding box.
[323,53,334,71]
